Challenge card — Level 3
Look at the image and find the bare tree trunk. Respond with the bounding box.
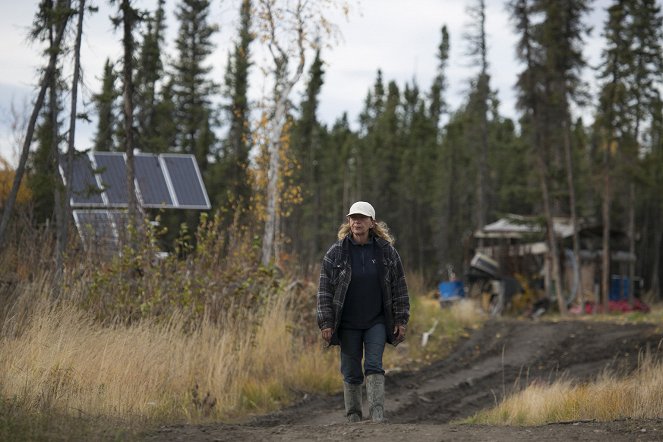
[50,44,65,275]
[536,149,567,315]
[651,202,662,299]
[59,0,86,274]
[121,0,139,246]
[262,85,295,266]
[473,0,489,247]
[446,140,457,266]
[342,158,350,216]
[262,122,280,265]
[601,165,611,313]
[563,113,581,309]
[0,1,71,248]
[476,74,488,247]
[627,183,635,305]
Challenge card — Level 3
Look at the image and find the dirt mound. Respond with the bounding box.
[147,319,663,441]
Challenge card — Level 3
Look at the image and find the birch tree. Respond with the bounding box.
[255,0,347,266]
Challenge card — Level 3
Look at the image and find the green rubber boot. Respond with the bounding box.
[343,382,363,423]
[366,373,385,422]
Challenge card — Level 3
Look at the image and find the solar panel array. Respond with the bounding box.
[62,152,210,254]
[61,152,210,210]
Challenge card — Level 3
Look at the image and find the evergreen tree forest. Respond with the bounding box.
[7,0,663,300]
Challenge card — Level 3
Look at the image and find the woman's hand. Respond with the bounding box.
[321,328,333,343]
[394,324,406,341]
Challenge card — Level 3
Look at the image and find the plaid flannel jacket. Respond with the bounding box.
[316,234,410,346]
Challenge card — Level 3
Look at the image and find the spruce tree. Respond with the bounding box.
[92,58,119,151]
[213,0,254,212]
[644,97,663,294]
[287,49,325,268]
[26,0,68,233]
[28,89,63,224]
[151,78,178,154]
[0,0,72,247]
[463,0,491,232]
[135,0,166,152]
[368,80,401,219]
[595,0,634,309]
[626,0,663,301]
[509,0,568,313]
[399,81,440,275]
[427,26,452,278]
[172,0,218,172]
[429,25,450,129]
[536,0,591,308]
[438,107,477,271]
[320,113,357,232]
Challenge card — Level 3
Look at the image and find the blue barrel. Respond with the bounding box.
[609,275,629,301]
[439,281,464,300]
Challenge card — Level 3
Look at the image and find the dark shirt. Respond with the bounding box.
[340,235,384,329]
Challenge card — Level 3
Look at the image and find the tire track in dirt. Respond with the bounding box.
[147,319,663,441]
[389,319,663,424]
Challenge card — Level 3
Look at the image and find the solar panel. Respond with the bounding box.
[64,153,104,207]
[64,151,209,211]
[73,210,125,252]
[161,155,211,209]
[134,154,174,208]
[94,152,129,207]
[108,210,130,246]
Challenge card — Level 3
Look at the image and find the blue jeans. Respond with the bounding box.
[339,323,386,385]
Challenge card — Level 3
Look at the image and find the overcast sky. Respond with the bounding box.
[0,0,612,166]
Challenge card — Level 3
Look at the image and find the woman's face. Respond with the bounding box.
[348,214,374,237]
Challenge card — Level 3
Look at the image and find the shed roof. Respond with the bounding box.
[474,215,575,239]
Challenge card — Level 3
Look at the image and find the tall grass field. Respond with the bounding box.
[0,218,485,439]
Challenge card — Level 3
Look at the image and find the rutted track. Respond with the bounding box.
[147,319,663,441]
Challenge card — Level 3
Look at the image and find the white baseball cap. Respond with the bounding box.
[347,201,375,219]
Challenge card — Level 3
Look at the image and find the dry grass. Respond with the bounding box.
[0,286,338,424]
[0,286,483,428]
[385,297,485,369]
[468,352,663,426]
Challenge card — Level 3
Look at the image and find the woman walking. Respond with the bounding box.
[317,201,410,422]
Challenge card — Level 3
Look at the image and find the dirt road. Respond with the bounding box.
[148,319,663,441]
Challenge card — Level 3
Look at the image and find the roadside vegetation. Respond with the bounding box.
[466,308,663,426]
[468,351,663,426]
[0,219,484,440]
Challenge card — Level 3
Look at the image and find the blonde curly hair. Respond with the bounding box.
[337,219,394,244]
